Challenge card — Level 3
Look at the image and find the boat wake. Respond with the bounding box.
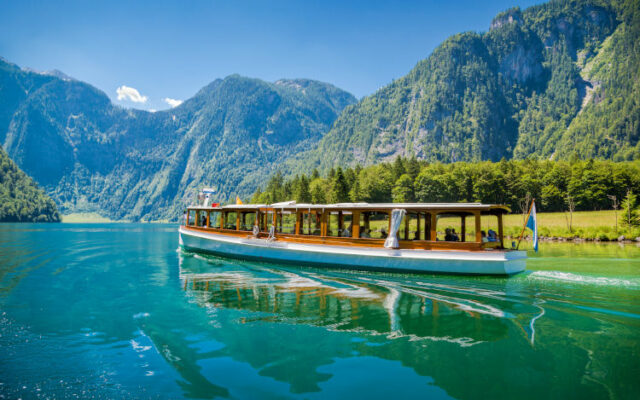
[527,270,640,289]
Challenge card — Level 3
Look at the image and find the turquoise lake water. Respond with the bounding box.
[1,223,639,399]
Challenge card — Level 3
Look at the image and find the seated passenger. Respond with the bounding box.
[342,227,351,237]
[488,229,498,242]
[444,228,455,241]
[360,228,371,238]
[481,230,489,243]
[451,229,460,242]
[380,228,388,238]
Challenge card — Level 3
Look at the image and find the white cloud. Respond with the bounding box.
[164,97,183,108]
[116,85,148,103]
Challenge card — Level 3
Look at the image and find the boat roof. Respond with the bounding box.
[189,201,510,213]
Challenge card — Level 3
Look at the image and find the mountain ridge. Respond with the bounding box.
[0,60,356,220]
[1,0,639,222]
[283,0,638,176]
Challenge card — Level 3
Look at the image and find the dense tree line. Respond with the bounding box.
[252,157,640,215]
[0,148,60,222]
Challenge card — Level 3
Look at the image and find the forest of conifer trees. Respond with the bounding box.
[252,158,640,221]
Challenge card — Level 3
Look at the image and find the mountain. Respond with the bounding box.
[2,0,638,222]
[0,58,356,220]
[286,0,639,174]
[0,146,60,222]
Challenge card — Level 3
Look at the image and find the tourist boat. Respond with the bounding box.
[178,198,527,275]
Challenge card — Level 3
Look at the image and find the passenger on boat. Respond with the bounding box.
[481,230,489,243]
[360,228,371,238]
[201,214,207,227]
[342,227,351,237]
[380,228,388,238]
[445,228,455,241]
[488,229,498,242]
[452,228,460,242]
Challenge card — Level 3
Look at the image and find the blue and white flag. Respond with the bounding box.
[526,201,538,252]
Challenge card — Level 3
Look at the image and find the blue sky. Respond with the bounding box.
[1,0,544,111]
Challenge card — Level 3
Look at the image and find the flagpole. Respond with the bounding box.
[516,198,535,250]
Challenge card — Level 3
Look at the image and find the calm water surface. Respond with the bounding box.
[1,224,639,399]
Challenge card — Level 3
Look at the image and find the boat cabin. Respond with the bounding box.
[183,202,510,251]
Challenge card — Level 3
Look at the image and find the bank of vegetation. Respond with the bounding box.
[251,158,640,241]
[0,148,60,222]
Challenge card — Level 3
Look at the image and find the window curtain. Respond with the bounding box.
[384,209,406,249]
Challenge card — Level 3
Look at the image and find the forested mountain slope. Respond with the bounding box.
[0,146,60,222]
[0,58,355,220]
[286,0,639,174]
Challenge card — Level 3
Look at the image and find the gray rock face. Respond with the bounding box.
[490,7,523,30]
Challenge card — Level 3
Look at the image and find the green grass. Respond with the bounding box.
[61,213,118,223]
[503,210,639,241]
[368,210,639,241]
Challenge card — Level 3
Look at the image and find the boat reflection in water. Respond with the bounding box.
[180,259,524,346]
[171,251,558,398]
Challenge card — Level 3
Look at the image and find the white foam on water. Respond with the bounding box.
[130,339,152,352]
[529,271,640,288]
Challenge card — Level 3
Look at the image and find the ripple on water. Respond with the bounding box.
[528,270,640,289]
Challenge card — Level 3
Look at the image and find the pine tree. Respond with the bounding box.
[621,189,640,227]
[330,167,350,203]
[310,178,327,203]
[392,156,406,181]
[406,156,421,180]
[296,175,311,203]
[349,177,362,202]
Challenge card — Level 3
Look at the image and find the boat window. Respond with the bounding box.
[360,211,389,239]
[188,210,196,226]
[224,212,238,230]
[208,211,221,228]
[261,211,275,231]
[239,212,256,231]
[435,213,471,242]
[423,212,432,240]
[462,215,474,242]
[326,211,352,237]
[399,212,422,240]
[300,212,321,236]
[482,214,501,244]
[277,211,296,234]
[341,212,353,237]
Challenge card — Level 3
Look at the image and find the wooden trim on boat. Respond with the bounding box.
[182,225,500,252]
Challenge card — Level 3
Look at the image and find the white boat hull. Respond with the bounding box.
[179,227,527,275]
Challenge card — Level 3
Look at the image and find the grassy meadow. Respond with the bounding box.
[61,213,117,223]
[61,209,638,242]
[368,210,639,242]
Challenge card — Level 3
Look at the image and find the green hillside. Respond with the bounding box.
[0,58,356,221]
[286,0,639,174]
[0,146,60,222]
[1,0,638,222]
